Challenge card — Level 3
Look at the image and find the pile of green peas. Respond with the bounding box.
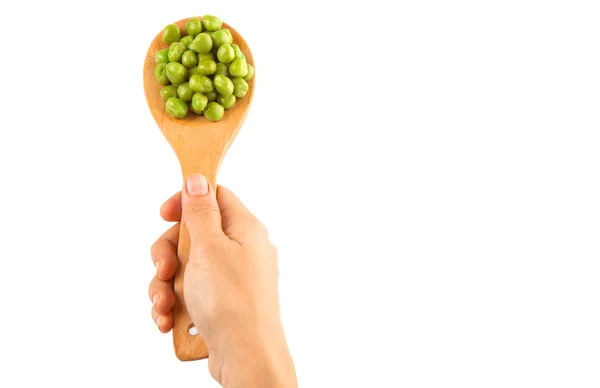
[154,15,254,121]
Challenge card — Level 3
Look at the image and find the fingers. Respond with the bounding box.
[151,307,174,334]
[160,192,182,222]
[151,223,179,281]
[181,174,224,243]
[148,276,176,315]
[150,192,181,335]
[217,185,266,242]
[149,274,176,333]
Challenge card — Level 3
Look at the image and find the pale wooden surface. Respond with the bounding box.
[143,17,254,361]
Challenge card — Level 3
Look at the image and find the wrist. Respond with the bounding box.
[210,323,297,388]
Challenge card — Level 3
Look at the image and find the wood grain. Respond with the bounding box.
[143,17,254,361]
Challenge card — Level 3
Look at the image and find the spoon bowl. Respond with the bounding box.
[143,17,254,361]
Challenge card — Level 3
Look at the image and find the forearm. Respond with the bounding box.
[216,326,297,388]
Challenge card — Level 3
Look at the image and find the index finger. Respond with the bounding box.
[160,191,182,222]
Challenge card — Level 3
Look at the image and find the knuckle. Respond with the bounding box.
[148,278,157,299]
[151,240,168,262]
[248,216,267,234]
[150,239,159,258]
[187,202,219,217]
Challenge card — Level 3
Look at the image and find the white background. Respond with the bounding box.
[0,0,599,386]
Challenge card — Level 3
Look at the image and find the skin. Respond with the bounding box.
[204,101,225,121]
[214,75,234,97]
[149,178,297,387]
[217,44,235,64]
[162,24,181,44]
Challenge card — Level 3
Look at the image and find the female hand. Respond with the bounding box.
[148,175,297,387]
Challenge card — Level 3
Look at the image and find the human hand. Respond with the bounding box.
[148,175,296,387]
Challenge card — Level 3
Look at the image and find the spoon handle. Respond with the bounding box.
[172,168,218,361]
[172,220,209,360]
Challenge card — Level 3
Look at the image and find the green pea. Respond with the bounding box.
[231,43,246,60]
[232,77,249,98]
[155,49,169,64]
[215,63,229,76]
[188,33,212,54]
[179,35,194,48]
[181,50,197,69]
[162,24,181,45]
[211,29,233,48]
[165,62,187,85]
[155,63,169,85]
[243,64,254,81]
[213,75,234,97]
[160,85,177,101]
[211,48,220,62]
[191,93,208,114]
[189,74,214,93]
[166,97,188,119]
[223,29,233,43]
[202,15,222,31]
[217,44,235,64]
[197,52,215,62]
[217,94,236,110]
[229,58,248,77]
[177,82,194,102]
[204,102,225,121]
[185,17,203,36]
[197,60,217,75]
[168,42,186,63]
[187,66,199,79]
[205,90,217,102]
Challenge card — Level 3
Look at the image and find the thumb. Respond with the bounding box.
[181,174,223,242]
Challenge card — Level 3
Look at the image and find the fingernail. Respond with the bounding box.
[153,294,159,308]
[155,260,161,275]
[186,174,209,196]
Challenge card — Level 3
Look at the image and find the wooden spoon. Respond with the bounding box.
[143,17,254,361]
